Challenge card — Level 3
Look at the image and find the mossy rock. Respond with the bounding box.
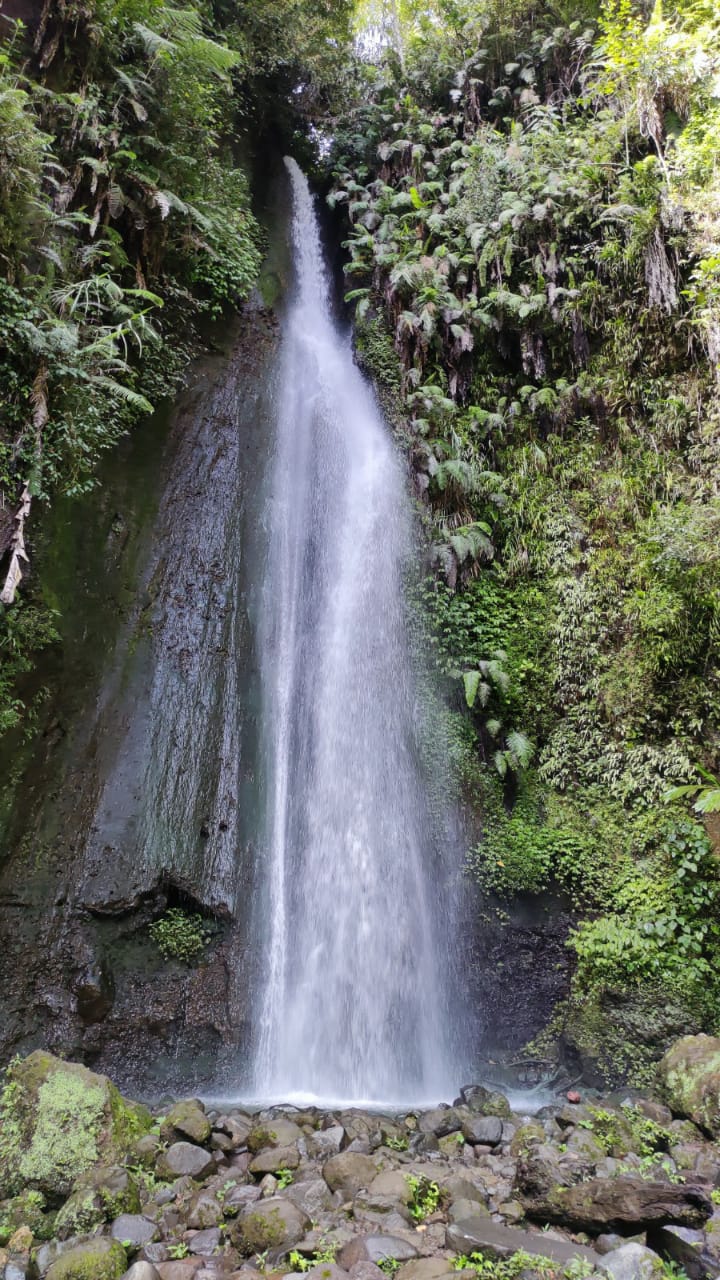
[0,1051,152,1201]
[54,1165,140,1239]
[0,1189,55,1244]
[659,1034,720,1137]
[45,1237,127,1279]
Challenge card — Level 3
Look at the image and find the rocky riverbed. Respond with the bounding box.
[1,1038,720,1280]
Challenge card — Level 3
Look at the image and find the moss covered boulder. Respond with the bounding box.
[0,1051,151,1201]
[659,1034,720,1137]
[45,1237,127,1279]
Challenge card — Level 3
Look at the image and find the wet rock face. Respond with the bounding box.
[2,1046,720,1279]
[0,306,282,1093]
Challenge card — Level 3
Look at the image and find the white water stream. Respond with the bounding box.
[249,160,464,1106]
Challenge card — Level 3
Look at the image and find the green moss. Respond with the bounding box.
[0,1052,151,1199]
[45,1238,127,1280]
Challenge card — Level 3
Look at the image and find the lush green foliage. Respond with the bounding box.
[0,0,354,731]
[148,908,211,964]
[330,0,720,1074]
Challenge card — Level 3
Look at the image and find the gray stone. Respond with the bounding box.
[600,1244,665,1280]
[448,1198,490,1224]
[461,1116,502,1147]
[306,1126,345,1159]
[323,1153,378,1199]
[647,1223,719,1280]
[443,1175,487,1207]
[445,1217,602,1270]
[156,1143,215,1182]
[408,1132,439,1156]
[596,1235,628,1256]
[187,1190,223,1230]
[187,1228,221,1256]
[232,1195,310,1253]
[518,1172,713,1233]
[249,1144,300,1175]
[368,1172,412,1205]
[348,1264,384,1280]
[142,1246,170,1265]
[156,1264,204,1280]
[112,1214,158,1247]
[397,1261,455,1280]
[225,1184,262,1210]
[163,1101,211,1146]
[122,1266,161,1280]
[285,1177,334,1217]
[339,1236,419,1268]
[418,1109,460,1138]
[247,1119,303,1151]
[303,1266,349,1280]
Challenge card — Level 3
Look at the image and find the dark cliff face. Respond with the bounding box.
[0,301,280,1095]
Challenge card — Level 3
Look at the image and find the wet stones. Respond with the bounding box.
[231,1195,310,1254]
[518,1173,713,1233]
[155,1144,215,1183]
[323,1154,378,1199]
[161,1102,211,1147]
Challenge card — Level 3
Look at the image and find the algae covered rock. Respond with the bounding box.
[0,1051,151,1201]
[54,1164,141,1239]
[0,1188,55,1243]
[45,1236,127,1279]
[161,1099,211,1146]
[659,1034,720,1137]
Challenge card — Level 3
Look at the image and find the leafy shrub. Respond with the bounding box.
[149,909,211,964]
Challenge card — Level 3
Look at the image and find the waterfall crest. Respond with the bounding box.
[251,158,463,1105]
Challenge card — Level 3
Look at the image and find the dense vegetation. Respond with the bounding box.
[0,0,351,729]
[326,0,720,1080]
[2,0,720,1082]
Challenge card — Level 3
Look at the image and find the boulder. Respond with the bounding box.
[445,1217,602,1270]
[600,1244,665,1279]
[460,1116,502,1147]
[122,1265,161,1280]
[456,1087,510,1118]
[338,1236,418,1268]
[232,1195,310,1253]
[323,1154,378,1199]
[417,1109,460,1138]
[46,1238,127,1279]
[187,1189,224,1230]
[659,1035,720,1137]
[368,1173,412,1205]
[647,1223,720,1280]
[519,1174,713,1233]
[306,1127,345,1160]
[285,1178,335,1218]
[187,1227,221,1255]
[156,1144,215,1182]
[249,1145,300,1175]
[0,1189,53,1243]
[303,1266,349,1280]
[111,1213,158,1247]
[0,1052,151,1201]
[55,1165,141,1239]
[396,1261,455,1280]
[247,1120,303,1152]
[162,1102,211,1147]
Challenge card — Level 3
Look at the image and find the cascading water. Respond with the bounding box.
[250,158,464,1105]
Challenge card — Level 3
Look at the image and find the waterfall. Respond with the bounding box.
[250,158,464,1105]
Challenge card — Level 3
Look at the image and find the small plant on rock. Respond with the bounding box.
[149,909,211,964]
[168,1241,190,1259]
[276,1167,294,1189]
[288,1241,338,1272]
[405,1174,443,1221]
